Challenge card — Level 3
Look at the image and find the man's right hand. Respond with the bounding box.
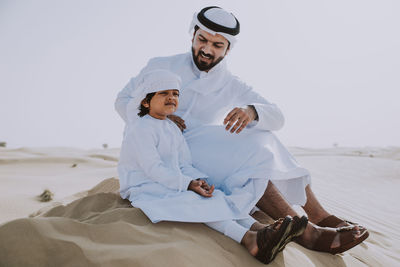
[223,106,257,134]
[167,114,186,132]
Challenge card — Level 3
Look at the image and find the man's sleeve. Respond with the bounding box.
[233,79,285,131]
[114,58,161,123]
[115,77,136,123]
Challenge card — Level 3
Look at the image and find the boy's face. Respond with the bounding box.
[143,89,179,120]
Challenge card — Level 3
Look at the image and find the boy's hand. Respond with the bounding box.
[188,179,215,197]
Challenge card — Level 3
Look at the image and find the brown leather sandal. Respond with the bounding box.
[317,215,356,228]
[255,216,293,264]
[312,226,369,254]
[317,215,369,240]
[279,215,308,252]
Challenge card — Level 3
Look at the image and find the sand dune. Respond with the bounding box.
[0,147,399,266]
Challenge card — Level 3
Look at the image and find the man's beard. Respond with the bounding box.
[191,47,225,72]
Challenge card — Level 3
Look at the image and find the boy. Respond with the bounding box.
[118,69,305,264]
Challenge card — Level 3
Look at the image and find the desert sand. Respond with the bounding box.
[0,146,399,266]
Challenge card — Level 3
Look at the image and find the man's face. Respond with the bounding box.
[191,28,230,72]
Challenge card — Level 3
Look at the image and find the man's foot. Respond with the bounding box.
[316,215,365,229]
[316,215,369,240]
[295,222,368,254]
[241,231,259,256]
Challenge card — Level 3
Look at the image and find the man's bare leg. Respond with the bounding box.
[302,185,331,224]
[257,182,341,225]
[255,181,317,248]
[255,181,359,250]
[256,181,298,220]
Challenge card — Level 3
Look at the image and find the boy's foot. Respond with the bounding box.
[255,216,293,264]
[278,215,308,252]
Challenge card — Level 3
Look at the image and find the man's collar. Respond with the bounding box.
[189,50,227,78]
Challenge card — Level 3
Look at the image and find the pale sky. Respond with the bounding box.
[1,0,399,148]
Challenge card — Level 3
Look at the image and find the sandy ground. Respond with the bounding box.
[0,146,399,266]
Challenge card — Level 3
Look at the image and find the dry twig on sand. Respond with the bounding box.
[38,189,54,202]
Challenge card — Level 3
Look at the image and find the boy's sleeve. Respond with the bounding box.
[177,133,209,181]
[125,125,192,192]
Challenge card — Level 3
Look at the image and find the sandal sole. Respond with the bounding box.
[278,215,308,252]
[330,229,369,254]
[264,216,293,264]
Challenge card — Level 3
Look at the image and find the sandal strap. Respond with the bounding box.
[337,225,356,232]
[317,215,361,229]
[312,230,337,252]
[312,228,357,254]
[255,216,292,263]
[316,215,344,228]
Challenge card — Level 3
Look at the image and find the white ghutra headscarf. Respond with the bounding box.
[189,6,240,47]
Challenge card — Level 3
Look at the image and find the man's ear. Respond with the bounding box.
[224,46,230,56]
[192,28,198,43]
[141,99,149,108]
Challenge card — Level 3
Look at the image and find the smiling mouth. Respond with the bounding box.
[200,51,213,60]
[165,103,176,106]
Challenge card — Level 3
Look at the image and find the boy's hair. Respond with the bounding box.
[138,92,156,117]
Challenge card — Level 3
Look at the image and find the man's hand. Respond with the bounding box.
[188,179,215,197]
[167,114,186,132]
[223,106,257,134]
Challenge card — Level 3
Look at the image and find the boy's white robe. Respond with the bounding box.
[119,115,250,223]
[116,52,311,219]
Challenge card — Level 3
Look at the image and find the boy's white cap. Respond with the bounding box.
[128,69,181,119]
[189,6,240,47]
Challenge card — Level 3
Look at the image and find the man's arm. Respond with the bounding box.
[115,77,136,123]
[114,57,166,123]
[223,79,284,133]
[249,100,285,130]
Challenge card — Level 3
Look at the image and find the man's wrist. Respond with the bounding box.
[186,179,194,190]
[247,105,259,121]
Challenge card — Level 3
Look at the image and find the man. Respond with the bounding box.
[115,6,368,255]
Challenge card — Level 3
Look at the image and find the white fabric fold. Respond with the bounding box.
[119,115,250,223]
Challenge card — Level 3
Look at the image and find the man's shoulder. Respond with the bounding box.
[225,74,252,91]
[147,52,190,68]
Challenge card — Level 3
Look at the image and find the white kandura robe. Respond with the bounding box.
[119,115,252,223]
[116,52,311,220]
